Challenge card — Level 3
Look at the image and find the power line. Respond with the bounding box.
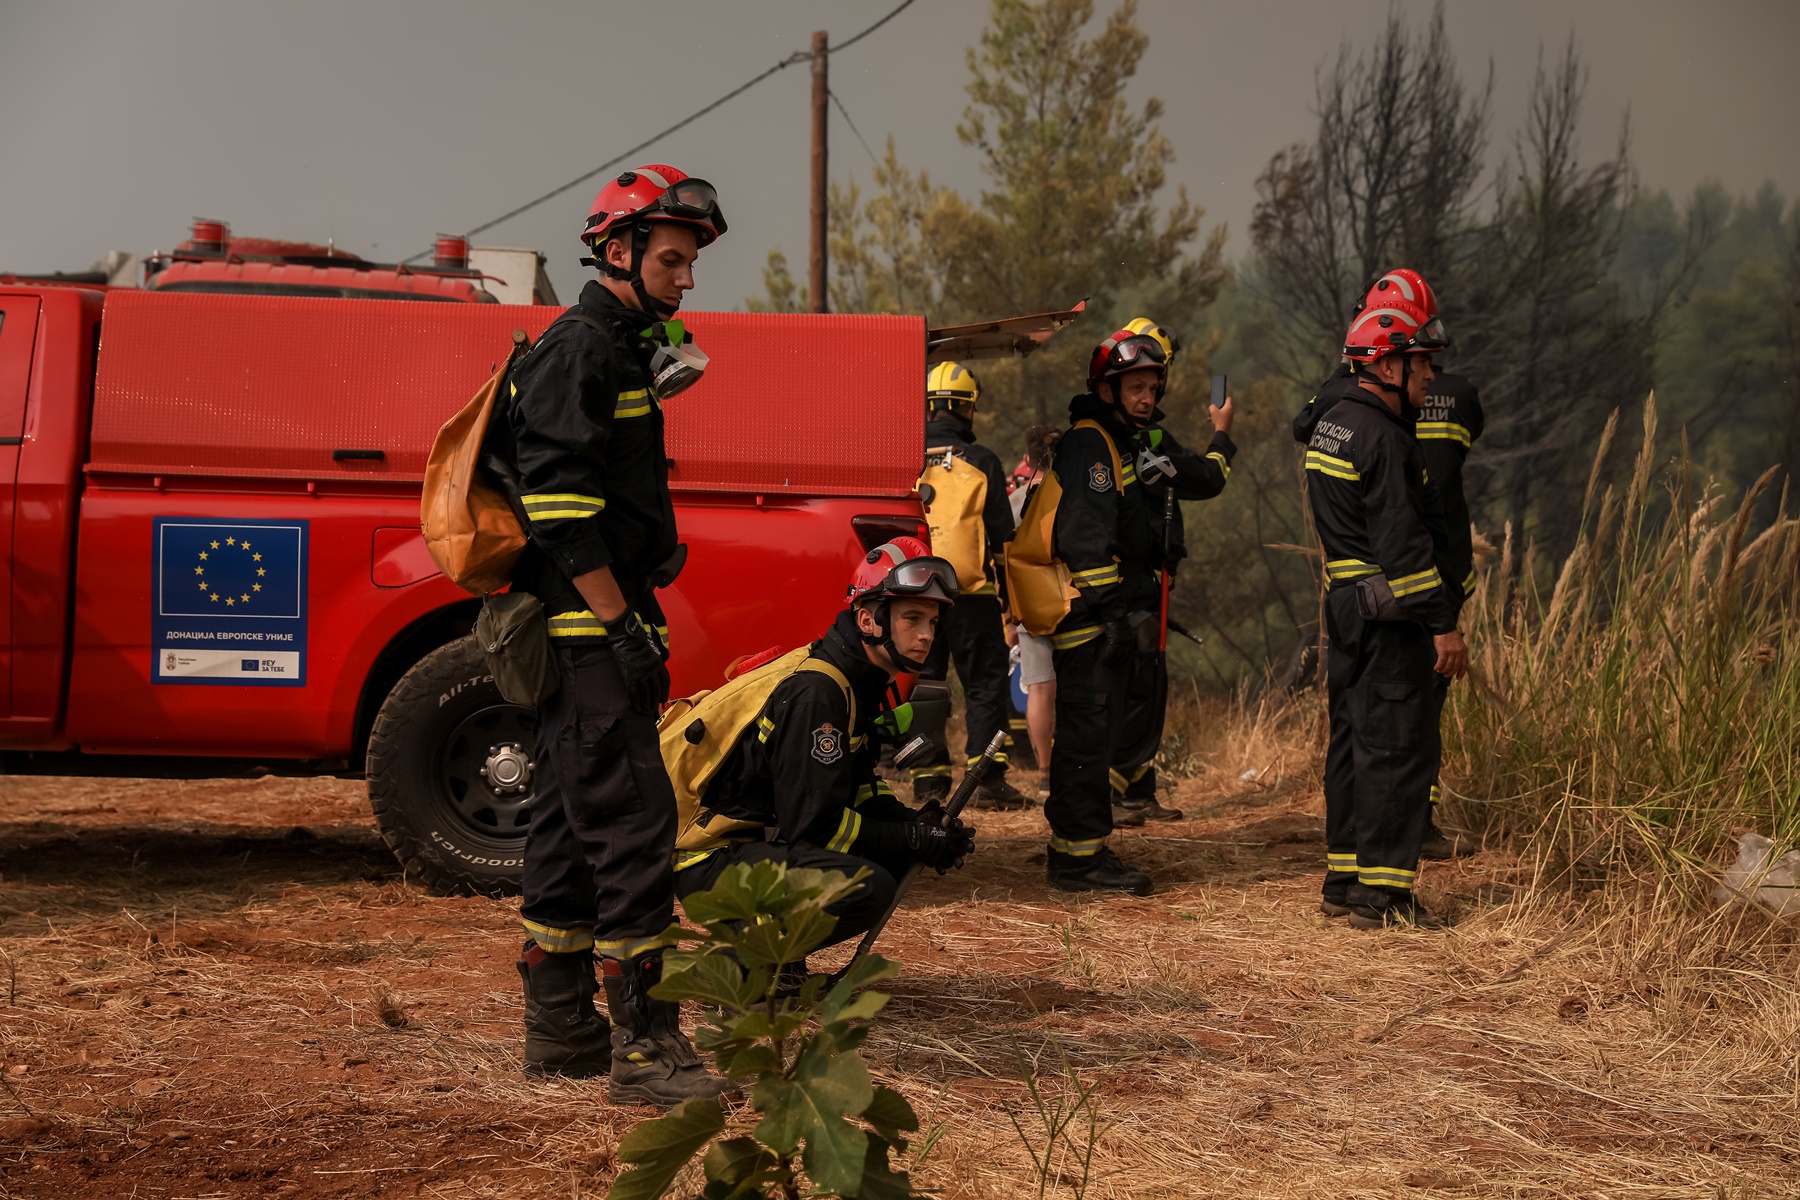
[407,0,917,262]
[828,88,881,166]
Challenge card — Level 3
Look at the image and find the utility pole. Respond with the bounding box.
[810,29,829,313]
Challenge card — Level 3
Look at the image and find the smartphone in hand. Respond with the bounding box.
[1210,374,1228,408]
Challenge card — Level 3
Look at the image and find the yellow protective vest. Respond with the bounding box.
[1004,419,1123,637]
[918,445,993,596]
[659,647,854,862]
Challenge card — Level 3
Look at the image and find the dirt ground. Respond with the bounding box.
[0,766,1794,1199]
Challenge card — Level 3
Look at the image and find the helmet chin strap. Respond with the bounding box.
[590,222,679,321]
[1103,387,1155,431]
[858,600,927,674]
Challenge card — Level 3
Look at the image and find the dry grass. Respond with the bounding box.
[0,761,1794,1198]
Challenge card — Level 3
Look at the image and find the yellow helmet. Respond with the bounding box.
[926,360,980,411]
[1122,317,1180,367]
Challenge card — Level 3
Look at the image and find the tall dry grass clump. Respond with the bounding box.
[1445,395,1800,898]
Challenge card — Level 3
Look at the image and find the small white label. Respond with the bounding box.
[157,649,302,680]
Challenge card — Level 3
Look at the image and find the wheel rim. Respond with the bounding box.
[437,701,537,839]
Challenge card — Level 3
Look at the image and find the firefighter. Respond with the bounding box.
[674,537,976,960]
[488,164,732,1104]
[910,363,1033,811]
[1042,330,1180,895]
[1109,317,1236,822]
[1294,270,1482,860]
[1304,296,1468,930]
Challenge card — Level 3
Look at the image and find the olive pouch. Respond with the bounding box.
[476,591,559,707]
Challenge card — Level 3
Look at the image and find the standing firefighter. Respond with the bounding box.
[1304,297,1468,931]
[671,538,975,971]
[1109,317,1236,822]
[911,362,1032,810]
[1293,270,1481,860]
[1041,330,1179,895]
[487,165,731,1103]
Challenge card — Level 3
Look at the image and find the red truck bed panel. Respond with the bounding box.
[87,292,925,497]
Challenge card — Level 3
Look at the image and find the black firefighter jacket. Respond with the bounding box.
[1135,418,1236,567]
[1051,394,1236,649]
[695,610,918,860]
[1303,388,1460,635]
[924,413,1015,595]
[485,281,677,632]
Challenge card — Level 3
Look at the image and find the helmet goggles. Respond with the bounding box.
[882,557,959,599]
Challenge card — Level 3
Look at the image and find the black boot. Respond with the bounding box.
[518,942,612,1079]
[1110,801,1147,828]
[1419,818,1474,860]
[1046,846,1153,896]
[1116,794,1184,822]
[603,952,736,1107]
[972,772,1033,811]
[1318,885,1351,918]
[1346,884,1448,931]
[912,774,952,806]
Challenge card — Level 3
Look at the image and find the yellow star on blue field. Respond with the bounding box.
[198,551,208,560]
[194,566,204,575]
[226,537,236,546]
[253,553,262,562]
[241,541,251,551]
[225,597,235,606]
[210,540,219,549]
[210,593,219,602]
[252,583,262,592]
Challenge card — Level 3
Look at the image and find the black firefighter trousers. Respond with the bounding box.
[1046,633,1157,853]
[519,641,676,961]
[911,593,1013,782]
[675,841,912,951]
[1321,589,1439,903]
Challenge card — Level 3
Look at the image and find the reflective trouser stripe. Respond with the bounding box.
[911,765,952,779]
[1049,835,1105,857]
[1462,570,1477,596]
[1429,783,1440,805]
[522,919,593,954]
[1326,853,1358,873]
[593,935,667,960]
[1108,767,1129,794]
[1357,865,1418,889]
[967,752,1010,768]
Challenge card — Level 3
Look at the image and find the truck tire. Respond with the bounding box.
[367,636,534,895]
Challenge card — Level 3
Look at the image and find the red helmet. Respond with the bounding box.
[1343,298,1447,365]
[847,537,958,608]
[583,165,726,250]
[1087,330,1168,390]
[1364,268,1438,319]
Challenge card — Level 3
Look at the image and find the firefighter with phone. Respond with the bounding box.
[671,538,976,970]
[1304,298,1467,931]
[909,363,1033,811]
[1109,318,1236,822]
[488,164,731,1105]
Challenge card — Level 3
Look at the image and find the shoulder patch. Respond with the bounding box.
[811,722,845,765]
[1088,462,1112,492]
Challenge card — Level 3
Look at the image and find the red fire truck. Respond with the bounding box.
[0,223,1077,894]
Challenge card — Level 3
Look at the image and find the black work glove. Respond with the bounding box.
[1100,617,1135,668]
[904,815,975,873]
[914,799,947,829]
[609,612,668,715]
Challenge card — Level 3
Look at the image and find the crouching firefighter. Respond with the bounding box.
[1107,317,1237,822]
[911,362,1032,811]
[667,537,977,969]
[486,164,731,1104]
[1304,297,1468,931]
[1039,330,1182,895]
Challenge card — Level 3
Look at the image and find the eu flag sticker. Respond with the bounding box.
[152,519,308,686]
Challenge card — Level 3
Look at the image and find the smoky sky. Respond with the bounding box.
[3,0,1796,312]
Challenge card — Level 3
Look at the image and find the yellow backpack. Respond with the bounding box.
[1004,419,1124,637]
[917,445,993,595]
[658,647,855,858]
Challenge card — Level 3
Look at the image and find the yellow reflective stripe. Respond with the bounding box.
[546,609,611,637]
[1206,450,1231,480]
[854,783,875,806]
[966,752,1009,767]
[1051,625,1102,650]
[1304,450,1360,481]
[1416,421,1472,447]
[1462,569,1477,596]
[1357,866,1418,889]
[756,716,776,744]
[1388,567,1442,598]
[825,809,862,854]
[1325,558,1380,581]
[1429,783,1441,805]
[1326,853,1358,872]
[1108,767,1128,794]
[594,935,667,960]
[1070,564,1121,589]
[520,492,606,521]
[614,388,653,419]
[673,848,720,872]
[1049,835,1105,856]
[874,779,895,798]
[911,765,951,779]
[1119,463,1139,486]
[522,920,594,954]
